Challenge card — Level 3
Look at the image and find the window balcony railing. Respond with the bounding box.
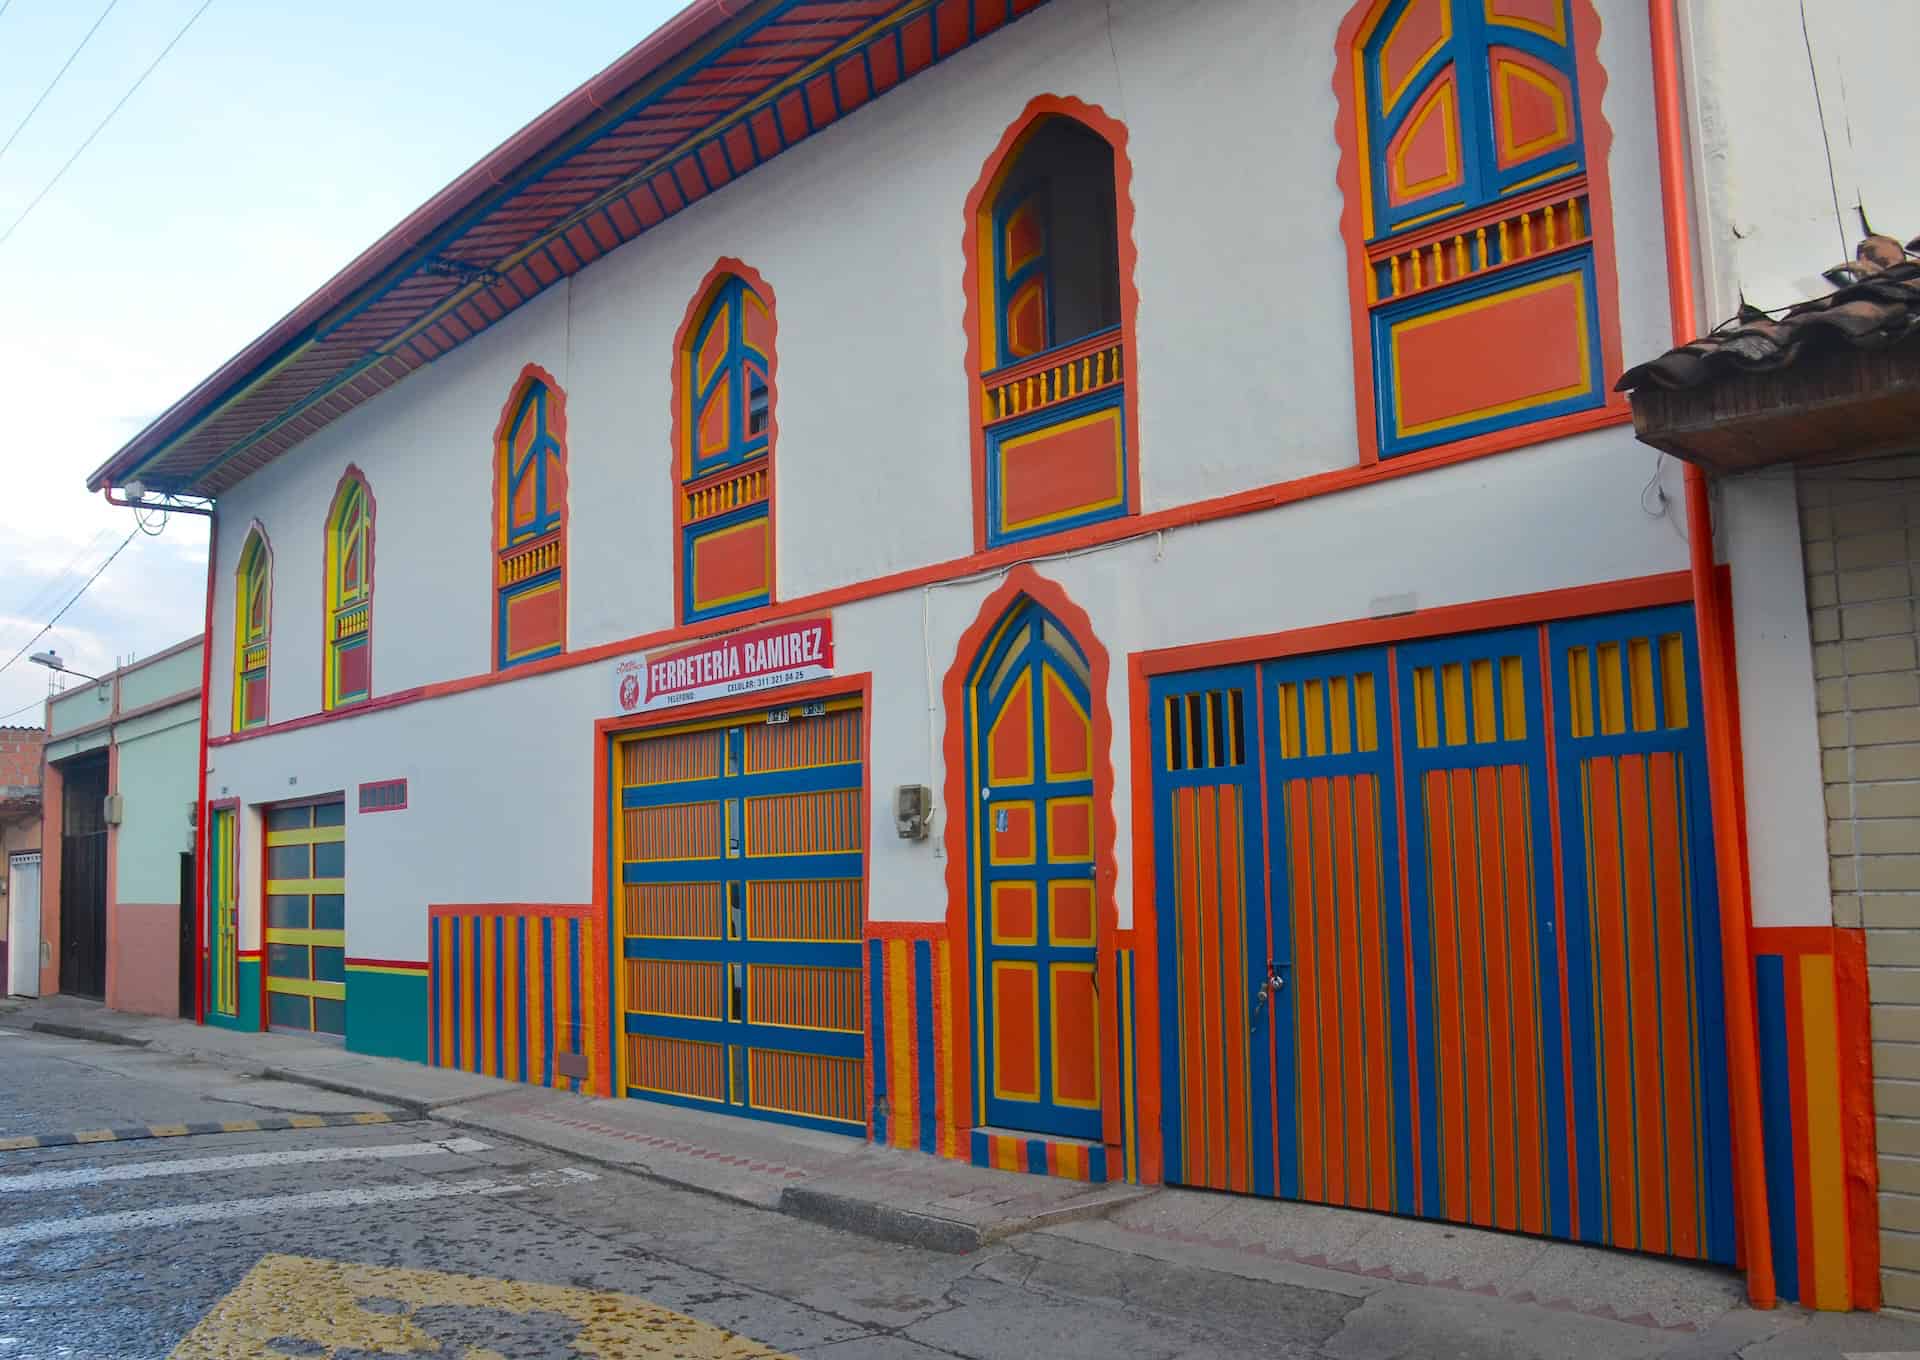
[1369,179,1592,306]
[982,326,1125,428]
[499,531,562,587]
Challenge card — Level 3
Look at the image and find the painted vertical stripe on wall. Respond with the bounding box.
[1756,955,1800,1306]
[430,907,604,1096]
[1751,930,1873,1310]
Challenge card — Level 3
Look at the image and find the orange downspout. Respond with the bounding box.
[1647,0,1776,1308]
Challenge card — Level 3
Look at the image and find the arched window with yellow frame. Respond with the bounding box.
[323,468,373,711]
[233,527,272,731]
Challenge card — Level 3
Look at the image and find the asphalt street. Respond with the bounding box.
[9,1025,1920,1359]
[0,1027,1357,1359]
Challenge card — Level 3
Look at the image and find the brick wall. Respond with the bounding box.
[1801,456,1920,1307]
[0,726,43,790]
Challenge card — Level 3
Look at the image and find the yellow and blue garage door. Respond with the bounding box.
[1150,605,1736,1263]
[263,799,347,1036]
[613,696,866,1134]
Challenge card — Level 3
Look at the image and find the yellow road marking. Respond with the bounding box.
[147,1125,191,1138]
[219,1120,260,1134]
[169,1254,794,1358]
[351,1112,391,1125]
[73,1129,117,1143]
[0,1136,36,1151]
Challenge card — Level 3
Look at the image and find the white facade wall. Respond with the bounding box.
[205,0,1683,964]
[1683,0,1920,931]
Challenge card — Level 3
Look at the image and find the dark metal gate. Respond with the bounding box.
[58,755,108,999]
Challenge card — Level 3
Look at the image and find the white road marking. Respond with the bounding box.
[0,1167,596,1247]
[0,1137,492,1193]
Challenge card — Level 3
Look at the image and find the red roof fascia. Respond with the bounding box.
[86,0,751,493]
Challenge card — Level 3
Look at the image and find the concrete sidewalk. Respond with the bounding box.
[11,996,1920,1356]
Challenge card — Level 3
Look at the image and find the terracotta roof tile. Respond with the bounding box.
[1618,234,1920,392]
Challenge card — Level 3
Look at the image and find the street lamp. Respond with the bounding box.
[28,653,100,683]
[29,651,104,686]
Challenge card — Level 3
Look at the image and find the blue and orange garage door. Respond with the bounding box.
[1149,605,1736,1263]
[613,697,867,1134]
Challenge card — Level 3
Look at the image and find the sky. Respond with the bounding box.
[0,0,685,724]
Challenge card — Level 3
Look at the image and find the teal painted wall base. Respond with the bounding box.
[346,968,428,1064]
[203,956,261,1033]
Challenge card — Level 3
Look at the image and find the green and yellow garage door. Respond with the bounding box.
[264,799,346,1036]
[614,697,866,1134]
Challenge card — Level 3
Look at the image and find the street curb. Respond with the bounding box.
[779,1185,986,1253]
[779,1180,1157,1255]
[432,1105,789,1216]
[257,1067,434,1120]
[0,1111,399,1152]
[28,1020,152,1049]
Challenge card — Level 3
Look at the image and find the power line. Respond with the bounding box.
[0,525,138,681]
[0,0,121,167]
[0,694,50,725]
[0,0,212,250]
[1,524,119,642]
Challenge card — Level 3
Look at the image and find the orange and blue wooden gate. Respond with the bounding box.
[967,599,1102,1139]
[1266,650,1415,1214]
[1395,628,1568,1236]
[614,697,866,1134]
[1150,605,1735,1265]
[1149,665,1268,1192]
[1549,605,1733,1261]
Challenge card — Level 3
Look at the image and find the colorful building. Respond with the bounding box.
[34,641,203,1016]
[81,0,1916,1311]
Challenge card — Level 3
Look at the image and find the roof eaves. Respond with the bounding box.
[85,0,753,494]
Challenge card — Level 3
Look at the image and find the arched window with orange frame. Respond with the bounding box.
[963,97,1141,552]
[672,261,776,625]
[493,365,569,669]
[1332,0,1626,462]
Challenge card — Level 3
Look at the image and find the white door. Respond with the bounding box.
[7,853,41,997]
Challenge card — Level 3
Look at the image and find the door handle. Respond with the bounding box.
[1251,961,1286,1028]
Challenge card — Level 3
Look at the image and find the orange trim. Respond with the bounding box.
[939,566,1119,1152]
[1750,926,1838,957]
[866,921,946,941]
[1331,0,1628,465]
[1646,0,1773,1306]
[1833,927,1881,1309]
[209,414,1636,751]
[489,363,571,673]
[1138,570,1691,677]
[961,95,1143,553]
[669,258,779,625]
[1126,652,1165,1184]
